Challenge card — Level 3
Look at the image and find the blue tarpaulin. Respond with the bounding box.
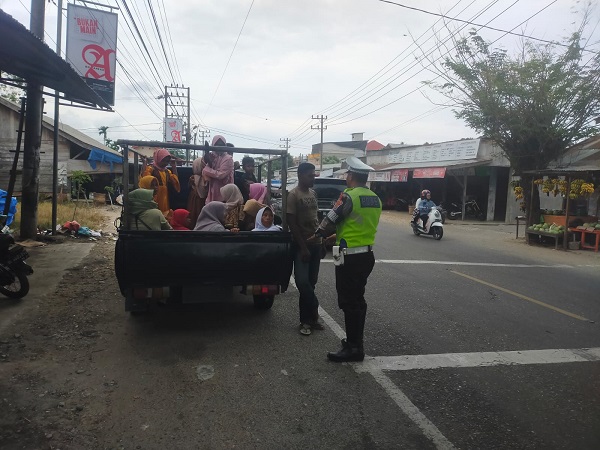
[0,189,17,226]
[87,148,123,172]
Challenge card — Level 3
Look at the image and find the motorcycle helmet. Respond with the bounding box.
[421,189,431,198]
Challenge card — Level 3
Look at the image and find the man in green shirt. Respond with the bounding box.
[286,163,325,336]
[309,157,382,362]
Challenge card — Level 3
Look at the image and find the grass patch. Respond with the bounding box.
[10,201,109,232]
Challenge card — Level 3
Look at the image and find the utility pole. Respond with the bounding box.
[279,137,290,152]
[199,129,210,145]
[311,115,327,173]
[52,0,63,236]
[21,0,45,239]
[160,85,191,161]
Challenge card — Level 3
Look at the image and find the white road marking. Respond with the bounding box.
[320,259,574,268]
[364,348,600,371]
[317,305,455,449]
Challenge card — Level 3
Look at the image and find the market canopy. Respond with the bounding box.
[0,9,111,109]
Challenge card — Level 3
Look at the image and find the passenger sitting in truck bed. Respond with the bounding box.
[253,206,281,232]
[240,199,265,231]
[170,209,191,230]
[249,183,267,203]
[128,189,172,231]
[193,202,239,232]
[220,184,245,229]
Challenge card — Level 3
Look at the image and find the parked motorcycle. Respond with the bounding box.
[0,233,33,298]
[411,206,444,240]
[447,199,485,221]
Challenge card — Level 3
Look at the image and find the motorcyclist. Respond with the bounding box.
[416,190,436,228]
[412,190,426,224]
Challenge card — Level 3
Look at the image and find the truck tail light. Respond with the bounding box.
[250,285,279,295]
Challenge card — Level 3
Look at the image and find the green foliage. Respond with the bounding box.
[424,17,600,223]
[323,155,341,164]
[0,75,24,103]
[426,27,600,174]
[70,170,92,200]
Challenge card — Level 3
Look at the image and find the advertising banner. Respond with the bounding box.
[390,169,408,182]
[368,171,391,182]
[413,167,446,179]
[165,118,183,143]
[66,4,118,106]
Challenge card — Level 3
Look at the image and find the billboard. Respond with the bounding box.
[165,118,183,143]
[66,4,118,106]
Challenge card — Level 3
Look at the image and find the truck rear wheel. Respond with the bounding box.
[253,295,274,310]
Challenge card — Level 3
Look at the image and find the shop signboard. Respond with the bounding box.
[413,167,446,179]
[164,118,183,143]
[368,171,391,182]
[390,169,408,182]
[387,139,479,164]
[66,4,118,106]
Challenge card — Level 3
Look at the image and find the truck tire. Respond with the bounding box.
[253,295,274,310]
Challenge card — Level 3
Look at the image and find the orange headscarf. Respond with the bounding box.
[139,175,158,190]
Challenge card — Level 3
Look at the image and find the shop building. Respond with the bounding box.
[364,138,513,222]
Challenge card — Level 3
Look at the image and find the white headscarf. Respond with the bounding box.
[252,206,281,232]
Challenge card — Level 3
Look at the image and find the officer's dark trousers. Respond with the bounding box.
[293,244,321,324]
[335,251,375,345]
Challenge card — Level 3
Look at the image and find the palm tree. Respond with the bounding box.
[98,126,109,145]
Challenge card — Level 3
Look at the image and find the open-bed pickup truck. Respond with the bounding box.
[114,140,292,313]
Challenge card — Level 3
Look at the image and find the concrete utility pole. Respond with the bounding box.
[21,0,45,239]
[161,85,192,162]
[311,115,327,173]
[52,0,63,236]
[279,137,290,152]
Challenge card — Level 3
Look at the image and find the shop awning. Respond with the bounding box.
[0,9,111,109]
[373,158,492,172]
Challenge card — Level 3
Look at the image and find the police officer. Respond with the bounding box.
[308,157,382,362]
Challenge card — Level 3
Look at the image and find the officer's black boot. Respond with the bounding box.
[327,310,365,362]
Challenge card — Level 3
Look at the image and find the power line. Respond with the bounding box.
[145,0,176,82]
[377,0,593,53]
[203,0,255,119]
[326,0,504,123]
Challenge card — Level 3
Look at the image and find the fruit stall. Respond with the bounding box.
[521,171,598,250]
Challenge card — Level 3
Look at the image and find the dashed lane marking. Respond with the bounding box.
[450,270,592,322]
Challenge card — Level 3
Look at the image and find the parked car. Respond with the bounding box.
[273,177,347,221]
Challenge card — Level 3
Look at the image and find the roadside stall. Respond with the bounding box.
[521,168,598,250]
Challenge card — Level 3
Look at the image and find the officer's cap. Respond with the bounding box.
[345,156,374,174]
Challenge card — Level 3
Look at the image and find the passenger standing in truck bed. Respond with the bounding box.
[202,135,234,202]
[141,149,180,214]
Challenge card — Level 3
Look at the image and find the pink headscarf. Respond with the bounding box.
[249,183,267,203]
[211,135,227,146]
[153,149,171,169]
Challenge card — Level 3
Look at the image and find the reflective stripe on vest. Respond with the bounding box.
[336,187,382,248]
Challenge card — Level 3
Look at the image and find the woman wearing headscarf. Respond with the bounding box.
[241,199,265,230]
[127,189,172,231]
[249,183,267,203]
[220,184,245,229]
[170,209,191,230]
[202,135,234,203]
[141,148,180,214]
[252,206,281,232]
[187,156,208,225]
[193,202,239,232]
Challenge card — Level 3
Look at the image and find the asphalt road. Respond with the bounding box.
[313,213,600,449]
[1,212,599,449]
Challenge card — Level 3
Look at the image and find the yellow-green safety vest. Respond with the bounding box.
[336,186,382,248]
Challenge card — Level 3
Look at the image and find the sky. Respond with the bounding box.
[2,0,598,157]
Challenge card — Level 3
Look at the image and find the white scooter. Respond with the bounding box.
[411,207,444,240]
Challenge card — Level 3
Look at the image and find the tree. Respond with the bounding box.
[98,126,109,145]
[423,22,600,224]
[323,155,341,164]
[0,75,24,103]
